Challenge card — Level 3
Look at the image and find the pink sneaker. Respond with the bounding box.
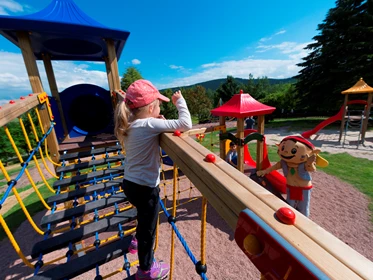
[135,261,170,280]
[129,236,138,254]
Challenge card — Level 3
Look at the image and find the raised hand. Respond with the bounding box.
[172,90,183,105]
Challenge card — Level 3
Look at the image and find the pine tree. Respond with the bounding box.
[120,67,143,91]
[295,0,373,111]
[216,76,240,102]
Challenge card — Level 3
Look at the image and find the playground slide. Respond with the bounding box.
[301,100,368,139]
[243,139,287,194]
[301,106,345,139]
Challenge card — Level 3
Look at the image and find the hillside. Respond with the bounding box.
[165,77,296,92]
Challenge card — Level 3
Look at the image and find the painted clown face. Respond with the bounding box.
[277,139,312,164]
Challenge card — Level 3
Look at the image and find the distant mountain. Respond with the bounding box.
[165,77,296,92]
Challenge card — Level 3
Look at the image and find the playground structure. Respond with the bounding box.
[1,0,373,279]
[302,78,372,147]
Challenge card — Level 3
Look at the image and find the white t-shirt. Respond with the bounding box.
[124,98,192,188]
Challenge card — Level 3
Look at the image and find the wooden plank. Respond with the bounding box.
[31,236,132,280]
[181,128,206,136]
[161,133,364,279]
[161,139,238,229]
[52,165,124,189]
[40,192,127,228]
[59,145,122,161]
[0,94,39,127]
[46,178,123,205]
[56,155,125,174]
[31,208,137,258]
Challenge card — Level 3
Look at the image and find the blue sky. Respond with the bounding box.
[0,0,336,104]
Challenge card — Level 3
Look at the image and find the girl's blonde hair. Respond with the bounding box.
[114,99,158,149]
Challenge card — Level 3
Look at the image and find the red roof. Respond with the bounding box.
[210,90,276,118]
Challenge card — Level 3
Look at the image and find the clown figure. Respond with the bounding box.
[257,136,328,217]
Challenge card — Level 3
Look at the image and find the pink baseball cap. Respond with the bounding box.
[124,79,170,109]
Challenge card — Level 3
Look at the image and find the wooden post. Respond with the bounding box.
[339,94,349,142]
[219,116,226,160]
[104,56,115,94]
[106,39,121,106]
[237,118,244,172]
[361,92,372,143]
[256,115,265,170]
[17,31,59,164]
[42,53,69,139]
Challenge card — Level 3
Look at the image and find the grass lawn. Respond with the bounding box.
[0,161,36,184]
[0,178,55,241]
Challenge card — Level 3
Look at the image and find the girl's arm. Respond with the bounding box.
[148,97,192,132]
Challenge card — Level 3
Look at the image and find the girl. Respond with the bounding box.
[114,79,192,280]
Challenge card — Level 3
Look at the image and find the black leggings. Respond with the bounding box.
[122,179,160,271]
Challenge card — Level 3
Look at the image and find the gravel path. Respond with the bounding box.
[0,123,372,279]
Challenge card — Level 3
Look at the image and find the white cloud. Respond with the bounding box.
[0,51,108,102]
[257,42,312,54]
[156,41,310,89]
[131,59,141,65]
[275,30,286,36]
[169,64,184,70]
[0,0,24,15]
[259,29,287,42]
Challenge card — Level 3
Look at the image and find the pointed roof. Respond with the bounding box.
[342,78,373,94]
[210,90,276,118]
[0,0,130,61]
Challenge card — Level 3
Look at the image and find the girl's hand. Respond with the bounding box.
[172,90,182,105]
[157,115,166,120]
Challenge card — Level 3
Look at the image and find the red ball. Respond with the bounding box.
[276,207,296,225]
[173,130,181,136]
[205,154,216,163]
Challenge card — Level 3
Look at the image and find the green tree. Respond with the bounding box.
[160,89,178,119]
[216,76,240,102]
[295,0,373,111]
[245,73,256,95]
[121,67,143,91]
[183,86,213,122]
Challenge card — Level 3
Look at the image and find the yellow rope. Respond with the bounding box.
[201,197,207,265]
[0,215,34,268]
[19,117,56,192]
[28,112,59,177]
[3,127,51,211]
[0,161,44,236]
[169,163,178,280]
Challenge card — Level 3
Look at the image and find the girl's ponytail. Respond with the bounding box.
[114,101,131,150]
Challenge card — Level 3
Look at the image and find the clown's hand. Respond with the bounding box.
[306,154,317,170]
[256,170,268,177]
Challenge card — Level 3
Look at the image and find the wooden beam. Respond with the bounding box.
[160,133,373,279]
[361,92,372,143]
[256,115,265,170]
[106,39,121,92]
[339,94,349,142]
[17,31,59,164]
[219,116,226,160]
[236,118,244,172]
[0,94,39,127]
[42,53,69,138]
